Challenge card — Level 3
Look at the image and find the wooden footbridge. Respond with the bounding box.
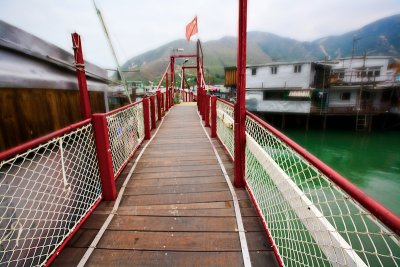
[0,1,399,266]
[51,103,278,266]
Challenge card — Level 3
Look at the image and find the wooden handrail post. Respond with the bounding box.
[92,114,116,200]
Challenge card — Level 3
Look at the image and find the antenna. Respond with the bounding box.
[93,0,132,103]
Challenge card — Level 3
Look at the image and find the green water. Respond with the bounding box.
[283,130,400,216]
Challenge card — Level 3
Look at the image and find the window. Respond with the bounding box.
[374,70,381,77]
[251,68,257,75]
[339,72,345,79]
[294,64,302,73]
[263,91,285,100]
[271,66,278,75]
[340,92,351,100]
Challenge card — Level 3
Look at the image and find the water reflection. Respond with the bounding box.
[284,130,400,216]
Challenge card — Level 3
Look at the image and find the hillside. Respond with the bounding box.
[122,14,400,84]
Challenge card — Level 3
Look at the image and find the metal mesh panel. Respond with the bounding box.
[0,123,102,267]
[106,102,144,177]
[216,100,234,159]
[245,115,400,267]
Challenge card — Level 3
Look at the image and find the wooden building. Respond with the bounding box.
[0,20,110,151]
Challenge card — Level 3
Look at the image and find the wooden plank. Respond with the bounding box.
[94,201,234,215]
[51,248,87,267]
[131,169,222,179]
[245,231,273,251]
[85,250,244,267]
[135,158,218,168]
[124,182,229,195]
[242,217,264,232]
[128,176,227,187]
[83,215,238,232]
[115,201,233,210]
[94,231,242,251]
[121,191,232,206]
[95,208,235,217]
[250,251,279,267]
[134,164,222,174]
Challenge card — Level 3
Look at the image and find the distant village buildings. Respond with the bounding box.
[224,55,400,131]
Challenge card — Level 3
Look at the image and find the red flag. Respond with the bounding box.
[185,16,198,41]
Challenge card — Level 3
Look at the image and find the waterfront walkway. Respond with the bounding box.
[53,103,278,266]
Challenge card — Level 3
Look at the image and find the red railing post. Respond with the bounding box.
[205,93,211,127]
[171,88,174,106]
[161,93,164,114]
[150,95,156,129]
[157,91,162,120]
[211,96,217,137]
[72,33,92,119]
[165,71,170,111]
[197,87,201,112]
[143,97,151,140]
[234,0,247,188]
[202,89,206,121]
[92,114,117,201]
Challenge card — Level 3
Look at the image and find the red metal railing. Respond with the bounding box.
[208,95,400,266]
[0,119,103,266]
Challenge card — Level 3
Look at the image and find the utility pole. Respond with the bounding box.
[93,0,132,103]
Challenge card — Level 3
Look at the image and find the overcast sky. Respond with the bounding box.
[1,0,399,68]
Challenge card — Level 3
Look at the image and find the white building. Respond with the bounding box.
[245,62,329,113]
[325,56,398,113]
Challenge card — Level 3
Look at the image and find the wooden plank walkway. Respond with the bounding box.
[53,103,278,267]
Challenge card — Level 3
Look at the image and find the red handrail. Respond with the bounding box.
[104,99,143,116]
[246,111,400,236]
[0,118,92,162]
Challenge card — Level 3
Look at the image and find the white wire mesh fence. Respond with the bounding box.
[245,114,399,267]
[216,100,235,159]
[214,97,399,266]
[106,102,144,178]
[0,123,102,267]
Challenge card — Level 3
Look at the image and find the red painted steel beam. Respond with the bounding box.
[71,33,92,119]
[143,97,151,140]
[182,66,197,69]
[205,94,211,127]
[156,63,170,91]
[170,56,175,89]
[246,111,400,237]
[92,114,117,201]
[165,71,169,111]
[150,95,156,129]
[156,91,162,120]
[233,0,247,188]
[211,96,217,137]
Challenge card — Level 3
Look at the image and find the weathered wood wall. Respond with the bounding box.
[0,88,105,152]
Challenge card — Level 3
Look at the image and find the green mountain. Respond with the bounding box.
[122,14,400,84]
